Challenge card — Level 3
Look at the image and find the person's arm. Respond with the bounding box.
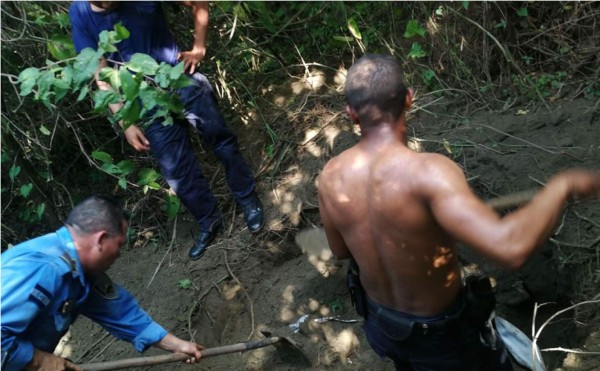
[80,274,203,361]
[318,170,352,260]
[424,154,600,269]
[154,333,203,363]
[80,274,167,351]
[95,57,151,152]
[178,1,209,74]
[69,4,150,152]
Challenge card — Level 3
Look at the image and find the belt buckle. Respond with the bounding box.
[420,323,429,335]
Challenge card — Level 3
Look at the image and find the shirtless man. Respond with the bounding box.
[317,54,600,370]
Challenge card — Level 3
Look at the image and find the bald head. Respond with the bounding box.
[345,54,409,128]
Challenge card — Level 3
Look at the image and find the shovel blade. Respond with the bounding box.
[260,330,312,368]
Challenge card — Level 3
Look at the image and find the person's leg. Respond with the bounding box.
[363,316,415,371]
[177,73,256,200]
[144,120,220,229]
[144,120,222,259]
[177,73,264,232]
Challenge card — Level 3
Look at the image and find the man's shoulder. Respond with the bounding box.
[2,232,73,272]
[69,0,89,15]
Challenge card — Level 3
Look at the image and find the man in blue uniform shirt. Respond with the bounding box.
[69,1,265,260]
[1,195,204,370]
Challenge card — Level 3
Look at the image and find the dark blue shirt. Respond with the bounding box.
[1,227,167,371]
[69,1,179,65]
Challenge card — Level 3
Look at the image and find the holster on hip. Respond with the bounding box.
[464,273,496,328]
[346,258,368,318]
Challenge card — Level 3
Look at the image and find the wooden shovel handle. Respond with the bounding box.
[486,188,537,210]
[79,337,282,371]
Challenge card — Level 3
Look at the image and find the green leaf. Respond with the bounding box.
[138,83,158,116]
[404,20,425,38]
[18,67,41,82]
[118,177,127,190]
[517,8,528,17]
[9,165,21,181]
[117,100,142,127]
[435,6,445,16]
[178,278,192,289]
[119,68,139,100]
[128,54,159,75]
[53,12,71,29]
[138,168,160,185]
[165,194,181,221]
[20,183,33,198]
[495,20,507,29]
[462,1,469,10]
[155,63,172,88]
[39,125,51,136]
[171,75,194,89]
[91,151,113,164]
[73,48,102,89]
[114,22,130,41]
[47,34,76,60]
[117,160,136,175]
[347,18,362,40]
[407,42,427,59]
[18,67,40,96]
[422,69,436,84]
[101,162,122,175]
[92,90,119,112]
[37,203,46,220]
[77,85,89,102]
[169,61,185,82]
[98,67,120,90]
[98,30,118,53]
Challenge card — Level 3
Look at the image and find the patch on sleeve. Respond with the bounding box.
[30,284,52,308]
[92,273,119,300]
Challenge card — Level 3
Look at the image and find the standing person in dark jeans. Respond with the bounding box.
[69,1,264,261]
[317,54,600,370]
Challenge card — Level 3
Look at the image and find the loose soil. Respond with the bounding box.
[60,82,600,370]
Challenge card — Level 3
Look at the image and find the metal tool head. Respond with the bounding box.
[260,330,312,368]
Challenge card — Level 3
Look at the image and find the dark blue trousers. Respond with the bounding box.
[144,73,255,230]
[363,296,513,371]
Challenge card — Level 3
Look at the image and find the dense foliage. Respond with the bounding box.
[1,1,598,246]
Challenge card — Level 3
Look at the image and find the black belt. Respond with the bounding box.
[366,295,466,339]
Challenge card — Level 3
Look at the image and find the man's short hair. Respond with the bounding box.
[345,54,408,128]
[65,195,128,235]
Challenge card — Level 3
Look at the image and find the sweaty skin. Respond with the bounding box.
[318,95,600,317]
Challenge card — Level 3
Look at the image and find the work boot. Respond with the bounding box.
[240,193,264,233]
[188,219,223,260]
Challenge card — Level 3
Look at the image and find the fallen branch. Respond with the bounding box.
[147,215,178,288]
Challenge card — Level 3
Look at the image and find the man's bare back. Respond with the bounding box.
[319,52,600,370]
[319,127,463,316]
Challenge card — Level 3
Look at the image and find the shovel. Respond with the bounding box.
[79,331,311,371]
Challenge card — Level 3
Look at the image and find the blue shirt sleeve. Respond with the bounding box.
[69,1,98,53]
[79,276,167,352]
[1,260,62,371]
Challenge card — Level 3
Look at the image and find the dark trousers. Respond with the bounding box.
[144,73,255,230]
[363,296,513,371]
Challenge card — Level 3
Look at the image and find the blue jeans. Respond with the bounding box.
[144,73,255,230]
[363,296,513,371]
